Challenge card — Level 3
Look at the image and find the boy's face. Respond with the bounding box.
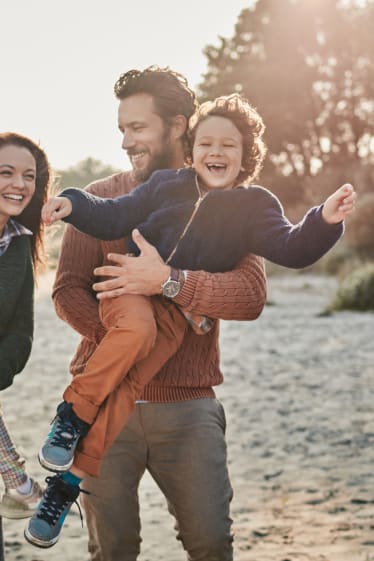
[118,93,177,183]
[192,116,243,191]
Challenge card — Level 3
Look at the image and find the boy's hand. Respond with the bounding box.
[42,197,73,225]
[322,183,357,224]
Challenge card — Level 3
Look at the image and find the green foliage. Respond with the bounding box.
[330,263,374,311]
[45,224,64,269]
[317,244,359,276]
[55,157,120,191]
[198,0,374,204]
[344,192,374,255]
[45,157,120,268]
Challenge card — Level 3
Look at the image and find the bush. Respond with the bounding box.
[344,192,374,256]
[45,223,65,269]
[314,243,362,276]
[330,263,374,312]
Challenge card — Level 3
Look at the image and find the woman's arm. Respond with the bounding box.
[0,333,33,390]
[0,238,29,326]
[0,243,34,390]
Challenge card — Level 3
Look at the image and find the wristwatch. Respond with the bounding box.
[161,268,183,298]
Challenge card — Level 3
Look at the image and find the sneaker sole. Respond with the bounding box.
[38,449,73,473]
[24,526,59,548]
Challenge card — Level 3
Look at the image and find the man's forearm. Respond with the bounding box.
[53,280,105,344]
[92,235,267,321]
[174,254,266,321]
[52,224,106,344]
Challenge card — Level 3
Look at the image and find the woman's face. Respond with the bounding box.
[0,144,36,227]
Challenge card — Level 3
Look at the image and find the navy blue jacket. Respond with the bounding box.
[62,168,343,272]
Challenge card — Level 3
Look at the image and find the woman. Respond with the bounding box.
[0,132,51,518]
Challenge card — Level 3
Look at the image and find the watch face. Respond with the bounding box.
[162,279,180,298]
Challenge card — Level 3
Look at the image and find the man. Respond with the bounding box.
[52,66,267,561]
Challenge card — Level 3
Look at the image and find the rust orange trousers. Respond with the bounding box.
[63,295,187,476]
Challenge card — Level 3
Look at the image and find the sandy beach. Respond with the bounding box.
[1,271,374,561]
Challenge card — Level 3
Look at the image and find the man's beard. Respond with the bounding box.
[132,132,176,183]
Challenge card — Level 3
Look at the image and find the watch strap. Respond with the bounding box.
[169,267,180,282]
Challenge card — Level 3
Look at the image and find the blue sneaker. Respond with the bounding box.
[38,401,90,472]
[24,475,83,548]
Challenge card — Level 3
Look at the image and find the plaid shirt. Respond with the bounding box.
[0,219,32,257]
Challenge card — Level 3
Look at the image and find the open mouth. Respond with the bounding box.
[206,163,227,174]
[130,152,147,166]
[3,194,24,202]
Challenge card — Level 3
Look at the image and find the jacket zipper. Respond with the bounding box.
[165,173,207,265]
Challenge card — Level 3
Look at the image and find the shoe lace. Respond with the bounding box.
[37,476,89,527]
[49,416,78,450]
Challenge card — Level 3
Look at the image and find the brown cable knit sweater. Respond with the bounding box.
[52,171,267,402]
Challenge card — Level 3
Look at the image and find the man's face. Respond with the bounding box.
[118,93,176,182]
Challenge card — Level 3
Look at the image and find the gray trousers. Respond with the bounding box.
[82,398,234,561]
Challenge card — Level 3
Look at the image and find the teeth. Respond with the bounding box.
[131,152,146,162]
[207,164,226,170]
[4,194,23,201]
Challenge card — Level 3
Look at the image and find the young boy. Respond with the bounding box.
[26,94,356,548]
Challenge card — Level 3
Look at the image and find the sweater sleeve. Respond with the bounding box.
[0,239,34,390]
[52,174,134,344]
[0,334,32,391]
[174,253,266,321]
[61,177,156,241]
[0,241,28,326]
[247,188,344,268]
[52,223,107,343]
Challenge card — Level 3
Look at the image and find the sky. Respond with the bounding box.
[1,0,254,171]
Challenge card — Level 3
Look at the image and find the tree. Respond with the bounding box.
[198,0,374,204]
[56,157,120,190]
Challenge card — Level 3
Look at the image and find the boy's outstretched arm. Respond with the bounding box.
[42,196,72,225]
[322,183,357,224]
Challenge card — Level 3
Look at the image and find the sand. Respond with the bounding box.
[1,271,373,561]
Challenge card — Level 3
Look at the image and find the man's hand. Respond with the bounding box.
[42,196,72,225]
[322,183,357,224]
[93,229,171,299]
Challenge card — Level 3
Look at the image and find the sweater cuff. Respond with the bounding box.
[173,270,200,309]
[60,188,88,227]
[315,204,345,238]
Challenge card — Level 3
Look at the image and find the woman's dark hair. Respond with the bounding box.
[189,93,267,185]
[114,65,198,157]
[0,132,52,271]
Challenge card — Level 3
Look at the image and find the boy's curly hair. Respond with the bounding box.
[189,93,267,185]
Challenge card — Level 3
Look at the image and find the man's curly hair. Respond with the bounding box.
[114,66,198,157]
[189,93,267,185]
